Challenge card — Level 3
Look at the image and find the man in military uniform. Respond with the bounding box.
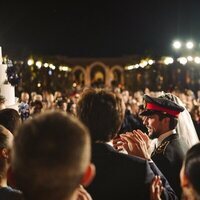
[115,94,189,198]
[139,94,189,199]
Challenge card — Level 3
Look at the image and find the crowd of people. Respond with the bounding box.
[0,86,200,200]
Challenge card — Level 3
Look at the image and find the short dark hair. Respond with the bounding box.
[77,89,124,142]
[157,112,178,130]
[12,111,91,200]
[184,143,200,196]
[0,108,20,134]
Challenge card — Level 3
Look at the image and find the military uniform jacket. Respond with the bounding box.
[151,133,189,198]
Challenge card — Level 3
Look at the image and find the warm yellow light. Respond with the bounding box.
[164,57,174,65]
[44,63,49,68]
[125,65,134,70]
[148,59,154,65]
[36,61,42,69]
[27,59,34,66]
[49,64,56,70]
[59,66,69,71]
[139,60,148,68]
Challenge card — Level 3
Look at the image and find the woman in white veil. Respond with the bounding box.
[159,92,199,148]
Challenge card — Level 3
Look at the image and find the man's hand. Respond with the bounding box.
[76,185,93,200]
[119,131,151,160]
[150,176,163,200]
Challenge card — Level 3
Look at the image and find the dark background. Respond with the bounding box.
[1,1,200,58]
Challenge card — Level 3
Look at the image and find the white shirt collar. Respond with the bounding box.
[156,130,175,147]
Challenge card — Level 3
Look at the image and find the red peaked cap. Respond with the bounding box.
[140,95,184,118]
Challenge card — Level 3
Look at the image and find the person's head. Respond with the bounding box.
[0,125,13,178]
[140,94,184,139]
[20,92,29,103]
[77,88,125,142]
[56,97,67,112]
[12,111,95,200]
[0,108,21,135]
[30,100,43,115]
[180,143,200,199]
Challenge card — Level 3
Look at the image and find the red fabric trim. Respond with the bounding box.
[146,103,180,117]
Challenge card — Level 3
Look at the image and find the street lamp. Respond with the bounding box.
[172,40,182,49]
[186,41,194,49]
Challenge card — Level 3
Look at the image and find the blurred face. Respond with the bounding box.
[179,163,193,200]
[143,114,163,139]
[21,93,29,103]
[180,164,185,189]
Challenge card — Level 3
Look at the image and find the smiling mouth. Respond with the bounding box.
[147,127,152,134]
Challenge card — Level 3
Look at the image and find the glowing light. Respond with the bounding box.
[36,61,42,69]
[173,41,182,49]
[148,59,154,65]
[186,41,194,49]
[163,57,174,65]
[139,60,148,68]
[194,57,200,64]
[44,63,49,68]
[59,66,69,71]
[48,70,53,75]
[27,59,34,66]
[177,57,187,65]
[187,56,193,61]
[125,65,134,70]
[49,64,56,70]
[37,83,41,87]
[73,83,77,87]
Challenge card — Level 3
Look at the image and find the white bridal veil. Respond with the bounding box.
[159,92,199,148]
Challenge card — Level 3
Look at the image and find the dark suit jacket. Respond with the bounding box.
[87,143,177,200]
[151,133,188,199]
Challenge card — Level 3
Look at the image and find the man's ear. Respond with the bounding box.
[162,117,170,124]
[80,163,96,187]
[1,148,9,159]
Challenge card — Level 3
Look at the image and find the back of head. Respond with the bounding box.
[12,111,91,200]
[0,108,21,135]
[184,143,200,197]
[77,89,124,142]
[0,125,13,175]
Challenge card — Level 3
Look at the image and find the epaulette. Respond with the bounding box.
[155,141,170,154]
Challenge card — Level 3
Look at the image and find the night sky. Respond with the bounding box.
[1,1,200,59]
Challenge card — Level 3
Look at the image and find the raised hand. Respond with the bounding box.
[76,185,93,200]
[150,176,163,200]
[119,131,151,160]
